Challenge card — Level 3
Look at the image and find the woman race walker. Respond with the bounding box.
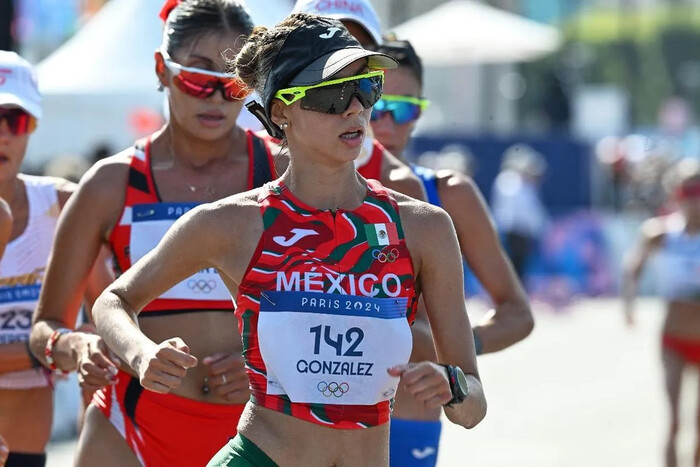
[258,0,427,202]
[92,13,486,466]
[623,158,700,467]
[29,1,275,465]
[368,39,532,466]
[0,51,105,467]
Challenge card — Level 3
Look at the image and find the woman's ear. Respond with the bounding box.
[270,99,290,129]
[154,50,168,90]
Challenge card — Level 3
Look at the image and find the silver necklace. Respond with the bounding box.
[166,139,220,197]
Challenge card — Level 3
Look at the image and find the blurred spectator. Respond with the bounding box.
[653,96,700,162]
[88,142,113,165]
[0,0,16,51]
[42,154,90,183]
[542,69,571,133]
[416,144,477,177]
[595,133,677,215]
[491,144,550,280]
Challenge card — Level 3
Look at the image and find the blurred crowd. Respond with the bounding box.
[595,96,700,216]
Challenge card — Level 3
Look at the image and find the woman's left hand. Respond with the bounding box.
[202,352,250,401]
[388,362,452,409]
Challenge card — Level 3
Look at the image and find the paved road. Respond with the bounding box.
[46,298,696,466]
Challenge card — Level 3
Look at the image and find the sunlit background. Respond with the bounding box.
[3,0,700,465]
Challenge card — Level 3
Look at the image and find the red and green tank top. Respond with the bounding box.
[109,130,274,314]
[235,179,417,429]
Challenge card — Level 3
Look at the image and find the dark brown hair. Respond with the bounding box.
[233,13,318,95]
[162,0,254,57]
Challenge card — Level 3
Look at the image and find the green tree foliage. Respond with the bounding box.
[522,3,700,127]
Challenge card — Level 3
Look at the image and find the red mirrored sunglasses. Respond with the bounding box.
[160,50,250,101]
[0,108,37,136]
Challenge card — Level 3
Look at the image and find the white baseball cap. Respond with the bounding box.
[292,0,383,45]
[0,51,42,119]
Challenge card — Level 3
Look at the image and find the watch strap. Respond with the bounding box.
[440,364,467,407]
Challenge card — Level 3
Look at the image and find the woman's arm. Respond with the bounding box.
[395,199,487,428]
[439,172,533,353]
[30,162,125,379]
[92,202,240,393]
[622,217,664,326]
[0,199,19,375]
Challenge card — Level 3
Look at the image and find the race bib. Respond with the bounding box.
[0,285,38,344]
[129,203,231,301]
[258,290,412,405]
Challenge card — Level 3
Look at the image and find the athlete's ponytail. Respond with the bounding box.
[233,13,316,98]
[161,0,254,57]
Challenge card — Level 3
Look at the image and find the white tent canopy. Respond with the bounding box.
[37,0,164,95]
[37,0,290,95]
[391,0,561,65]
[27,0,291,164]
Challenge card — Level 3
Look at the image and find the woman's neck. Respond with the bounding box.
[0,177,20,210]
[155,123,243,169]
[282,156,367,212]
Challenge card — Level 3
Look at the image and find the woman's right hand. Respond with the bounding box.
[76,331,120,393]
[135,338,198,394]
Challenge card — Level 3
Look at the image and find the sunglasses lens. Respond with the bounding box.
[174,70,249,101]
[222,79,251,100]
[370,100,420,124]
[391,102,421,124]
[300,75,383,114]
[0,108,36,135]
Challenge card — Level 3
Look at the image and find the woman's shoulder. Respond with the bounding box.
[193,188,265,231]
[390,188,452,227]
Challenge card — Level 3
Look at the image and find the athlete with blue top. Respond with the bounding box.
[370,39,533,466]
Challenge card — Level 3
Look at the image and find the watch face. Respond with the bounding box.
[455,367,469,398]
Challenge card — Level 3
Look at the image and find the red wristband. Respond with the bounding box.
[44,328,71,372]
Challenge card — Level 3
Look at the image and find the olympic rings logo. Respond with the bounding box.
[372,248,399,263]
[317,381,350,398]
[187,279,216,294]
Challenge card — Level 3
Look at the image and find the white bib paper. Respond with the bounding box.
[129,203,230,302]
[257,290,412,405]
[0,284,38,345]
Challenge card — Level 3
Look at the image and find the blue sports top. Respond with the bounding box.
[411,164,441,207]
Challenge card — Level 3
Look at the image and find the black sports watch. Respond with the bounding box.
[441,364,469,407]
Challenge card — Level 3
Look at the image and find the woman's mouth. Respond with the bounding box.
[339,128,364,149]
[340,130,362,140]
[197,112,226,128]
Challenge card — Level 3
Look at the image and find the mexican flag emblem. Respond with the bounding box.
[364,223,399,246]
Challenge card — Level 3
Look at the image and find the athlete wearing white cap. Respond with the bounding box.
[292,0,383,46]
[0,51,106,467]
